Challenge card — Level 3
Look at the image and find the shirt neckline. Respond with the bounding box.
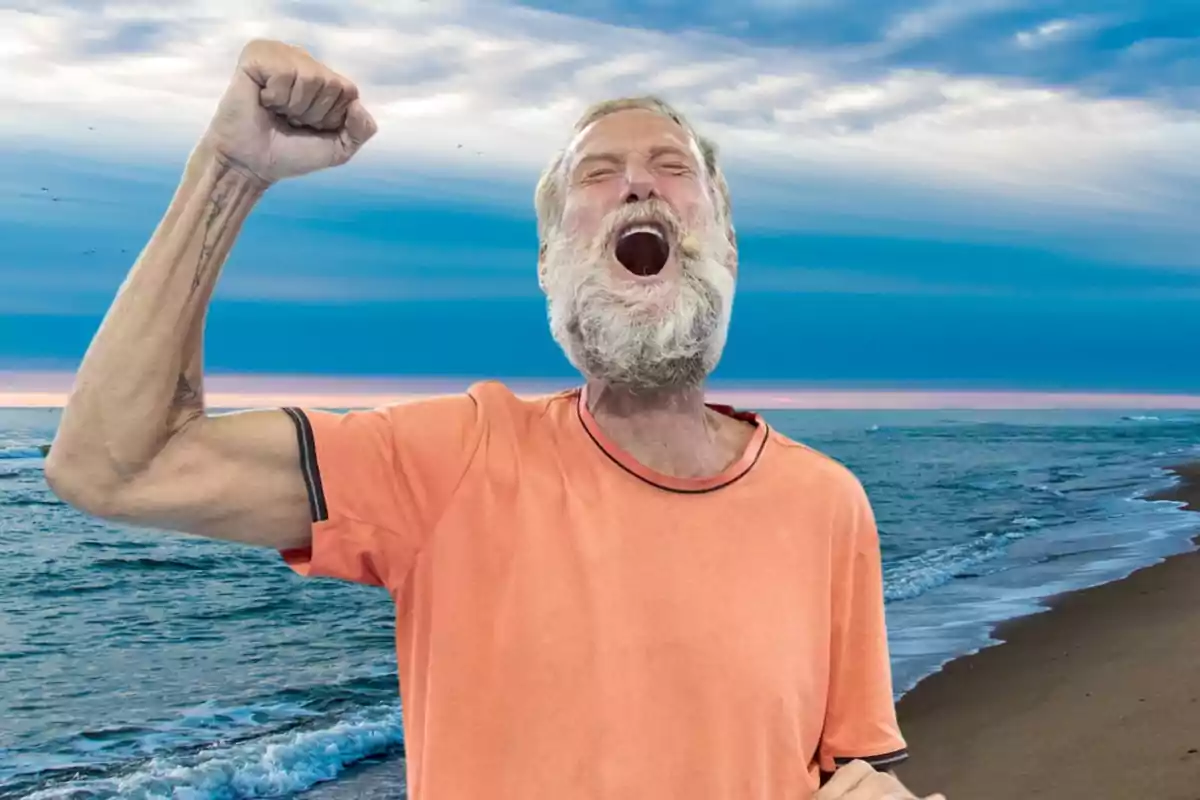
[574,385,770,494]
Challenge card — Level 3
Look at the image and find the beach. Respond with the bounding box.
[895,462,1200,799]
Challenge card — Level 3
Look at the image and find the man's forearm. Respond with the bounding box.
[47,146,267,503]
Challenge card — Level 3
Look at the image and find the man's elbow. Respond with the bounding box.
[44,451,122,519]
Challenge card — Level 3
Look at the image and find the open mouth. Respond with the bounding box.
[614,222,670,276]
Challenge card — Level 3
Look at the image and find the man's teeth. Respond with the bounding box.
[620,224,665,240]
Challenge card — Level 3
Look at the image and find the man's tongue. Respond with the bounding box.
[615,230,669,276]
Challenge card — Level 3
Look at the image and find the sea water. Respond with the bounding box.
[2,406,1198,798]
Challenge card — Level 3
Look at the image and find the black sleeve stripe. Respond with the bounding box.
[282,407,328,523]
[832,748,910,769]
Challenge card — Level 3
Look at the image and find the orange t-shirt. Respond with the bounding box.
[280,381,907,799]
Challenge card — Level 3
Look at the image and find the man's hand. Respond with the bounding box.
[46,38,374,540]
[201,39,377,184]
[817,760,945,800]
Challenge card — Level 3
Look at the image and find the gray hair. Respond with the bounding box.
[533,96,735,249]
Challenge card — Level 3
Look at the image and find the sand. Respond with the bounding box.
[894,463,1200,799]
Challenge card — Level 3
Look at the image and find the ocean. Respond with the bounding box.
[2,405,1198,799]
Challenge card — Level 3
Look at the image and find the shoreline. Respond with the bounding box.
[1147,462,1200,512]
[894,463,1200,798]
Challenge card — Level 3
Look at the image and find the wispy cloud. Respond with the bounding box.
[1,0,1197,265]
[1015,17,1089,49]
[882,0,1021,46]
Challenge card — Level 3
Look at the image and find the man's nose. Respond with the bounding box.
[622,164,658,204]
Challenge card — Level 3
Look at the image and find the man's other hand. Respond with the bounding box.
[816,760,946,800]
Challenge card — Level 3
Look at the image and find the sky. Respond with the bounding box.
[2,0,1199,399]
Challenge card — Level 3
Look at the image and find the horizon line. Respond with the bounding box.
[3,371,1200,410]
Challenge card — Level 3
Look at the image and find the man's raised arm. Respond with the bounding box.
[45,39,378,550]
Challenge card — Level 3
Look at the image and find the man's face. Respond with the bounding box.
[541,108,737,393]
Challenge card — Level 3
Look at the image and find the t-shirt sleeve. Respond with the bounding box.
[276,391,484,592]
[817,474,908,776]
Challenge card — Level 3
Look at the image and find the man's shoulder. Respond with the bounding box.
[763,427,868,503]
[350,380,574,447]
[463,379,579,424]
[761,430,877,556]
[370,379,576,419]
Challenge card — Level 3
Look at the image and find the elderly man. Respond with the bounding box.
[46,40,942,800]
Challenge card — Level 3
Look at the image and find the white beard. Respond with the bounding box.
[543,201,735,392]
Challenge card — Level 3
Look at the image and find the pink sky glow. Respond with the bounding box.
[4,371,1200,410]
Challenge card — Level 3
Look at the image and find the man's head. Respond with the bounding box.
[534,97,737,393]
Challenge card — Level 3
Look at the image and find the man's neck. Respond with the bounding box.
[584,379,756,479]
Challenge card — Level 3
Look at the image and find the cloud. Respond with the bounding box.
[1014,17,1088,49]
[483,0,1200,105]
[883,0,1022,46]
[1,0,1198,266]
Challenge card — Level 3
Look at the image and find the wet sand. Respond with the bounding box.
[895,463,1200,799]
[299,753,406,798]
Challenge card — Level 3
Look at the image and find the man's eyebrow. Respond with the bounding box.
[573,144,695,171]
[647,144,692,160]
[574,152,622,170]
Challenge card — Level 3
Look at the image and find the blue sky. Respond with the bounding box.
[1,0,1199,391]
